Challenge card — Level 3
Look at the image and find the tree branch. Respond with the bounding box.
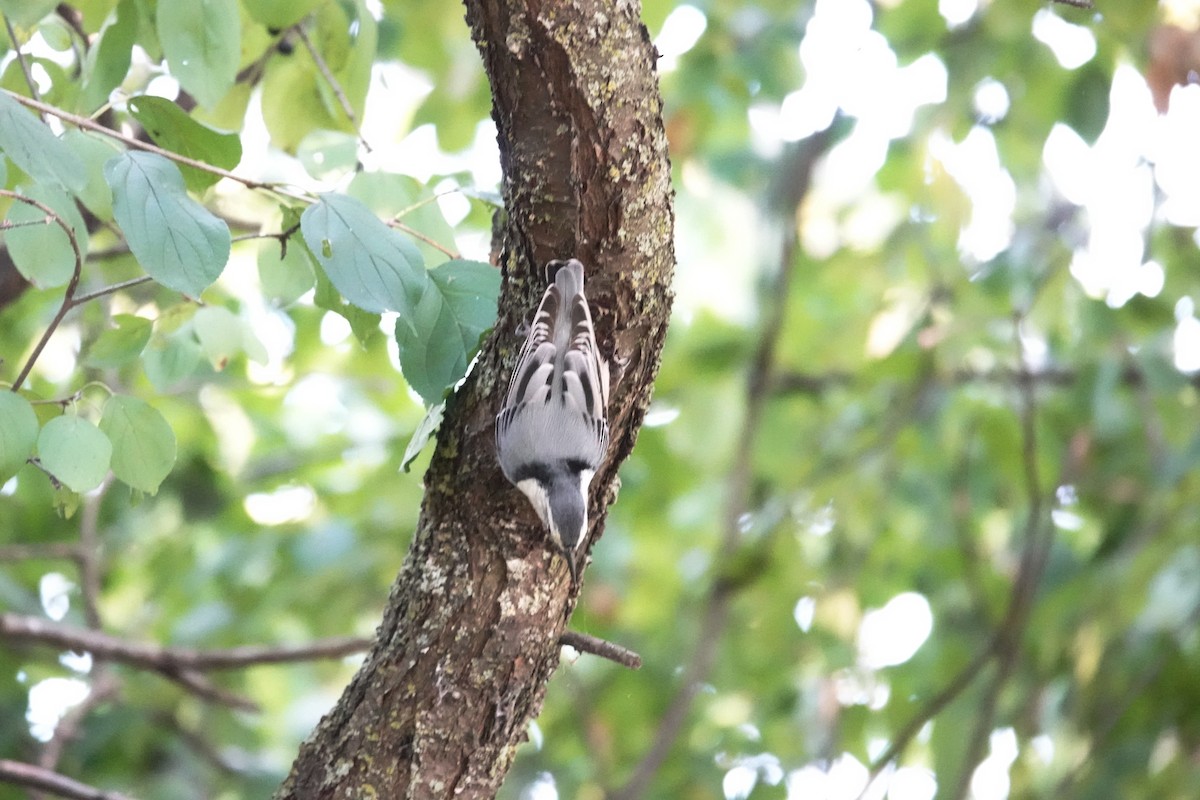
[68,276,155,306]
[4,15,44,111]
[559,630,641,670]
[0,613,371,671]
[1,90,312,203]
[0,543,81,561]
[293,23,370,153]
[0,760,135,800]
[774,363,1200,397]
[3,190,82,393]
[862,313,1059,796]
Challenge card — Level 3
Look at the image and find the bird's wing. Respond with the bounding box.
[496,260,610,475]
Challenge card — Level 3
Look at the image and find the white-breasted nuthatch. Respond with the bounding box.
[496,258,611,585]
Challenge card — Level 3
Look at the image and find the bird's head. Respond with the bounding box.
[516,467,592,586]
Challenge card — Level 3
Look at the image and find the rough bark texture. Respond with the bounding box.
[275,0,674,797]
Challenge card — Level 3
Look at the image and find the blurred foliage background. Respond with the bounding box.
[3,0,1200,798]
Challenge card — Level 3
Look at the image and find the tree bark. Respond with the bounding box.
[275,0,675,797]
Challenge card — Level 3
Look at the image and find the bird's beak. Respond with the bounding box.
[562,545,579,588]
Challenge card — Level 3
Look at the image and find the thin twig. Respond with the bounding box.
[152,711,246,775]
[863,316,1058,799]
[390,188,463,220]
[82,242,132,261]
[863,641,997,785]
[2,90,313,204]
[389,219,459,259]
[230,221,301,246]
[946,319,1055,800]
[166,669,258,713]
[0,217,62,231]
[774,363,1200,397]
[69,276,154,306]
[559,630,641,669]
[76,476,112,630]
[0,760,135,800]
[35,477,116,776]
[4,15,43,110]
[0,543,81,561]
[293,24,371,153]
[3,190,83,393]
[0,613,371,671]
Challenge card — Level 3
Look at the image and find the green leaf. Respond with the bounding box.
[258,238,315,306]
[4,184,88,288]
[0,90,86,192]
[157,0,240,108]
[0,0,59,28]
[190,79,253,132]
[312,262,381,346]
[38,18,75,52]
[260,55,329,154]
[127,95,242,192]
[259,0,373,152]
[346,172,459,266]
[242,0,323,29]
[0,392,39,481]
[300,192,426,315]
[99,395,176,493]
[104,151,231,296]
[79,0,138,113]
[143,331,203,391]
[37,415,112,493]
[85,314,153,368]
[316,0,375,120]
[63,130,121,218]
[193,306,243,370]
[401,401,443,473]
[393,259,499,405]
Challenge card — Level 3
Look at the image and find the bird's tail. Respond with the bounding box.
[548,258,585,299]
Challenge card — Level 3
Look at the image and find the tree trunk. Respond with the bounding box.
[275,0,675,797]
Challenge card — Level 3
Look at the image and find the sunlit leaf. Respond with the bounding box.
[143,331,204,391]
[79,0,138,113]
[193,306,244,370]
[259,0,372,152]
[157,0,240,108]
[242,0,324,29]
[99,395,176,493]
[0,392,38,481]
[85,314,153,368]
[0,0,58,28]
[37,415,112,493]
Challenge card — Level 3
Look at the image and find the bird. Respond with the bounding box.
[495,258,610,586]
